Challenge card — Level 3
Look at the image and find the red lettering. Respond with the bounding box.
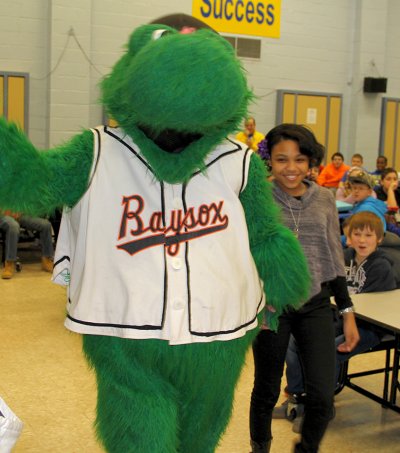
[149,212,164,232]
[118,195,229,256]
[182,207,197,230]
[198,204,211,226]
[210,201,228,224]
[119,195,147,239]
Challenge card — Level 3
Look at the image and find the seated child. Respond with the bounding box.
[317,152,349,191]
[374,167,400,213]
[306,164,320,182]
[348,168,400,237]
[336,166,377,204]
[274,211,397,429]
[348,170,387,229]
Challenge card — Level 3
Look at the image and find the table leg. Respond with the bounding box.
[389,333,400,405]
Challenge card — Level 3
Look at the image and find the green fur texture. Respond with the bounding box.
[240,154,311,330]
[101,24,253,183]
[0,116,93,215]
[83,333,254,453]
[0,20,310,453]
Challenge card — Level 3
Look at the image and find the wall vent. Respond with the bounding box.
[223,36,261,59]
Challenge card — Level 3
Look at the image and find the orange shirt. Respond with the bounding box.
[317,163,350,188]
[1,211,20,220]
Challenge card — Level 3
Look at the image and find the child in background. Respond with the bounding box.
[348,169,400,238]
[370,155,388,176]
[275,211,397,431]
[339,153,365,184]
[249,124,359,453]
[374,167,400,209]
[317,152,350,191]
[336,166,363,203]
[306,165,320,182]
[344,212,397,293]
[348,170,387,229]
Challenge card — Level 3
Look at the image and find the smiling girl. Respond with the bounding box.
[250,124,359,453]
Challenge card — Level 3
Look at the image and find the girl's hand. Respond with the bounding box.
[337,312,359,352]
[261,304,276,330]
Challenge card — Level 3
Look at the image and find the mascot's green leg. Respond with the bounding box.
[83,332,255,453]
[83,335,180,453]
[177,335,253,453]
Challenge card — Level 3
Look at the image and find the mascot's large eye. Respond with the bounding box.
[152,29,172,40]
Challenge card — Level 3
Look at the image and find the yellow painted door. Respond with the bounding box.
[8,76,25,130]
[381,99,399,168]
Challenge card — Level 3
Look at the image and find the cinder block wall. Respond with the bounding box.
[1,0,399,169]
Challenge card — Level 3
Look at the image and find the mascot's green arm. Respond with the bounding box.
[0,117,94,216]
[240,153,311,331]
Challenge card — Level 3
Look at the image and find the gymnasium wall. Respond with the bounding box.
[0,0,399,169]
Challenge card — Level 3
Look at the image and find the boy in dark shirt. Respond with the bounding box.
[344,211,397,293]
[275,211,396,429]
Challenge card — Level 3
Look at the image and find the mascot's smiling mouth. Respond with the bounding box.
[139,124,203,154]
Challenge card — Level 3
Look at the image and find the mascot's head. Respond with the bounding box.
[101,14,253,183]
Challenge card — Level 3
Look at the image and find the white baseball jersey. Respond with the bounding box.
[53,126,264,345]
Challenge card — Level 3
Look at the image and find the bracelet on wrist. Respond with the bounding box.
[339,306,355,315]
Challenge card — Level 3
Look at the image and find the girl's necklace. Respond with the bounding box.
[286,194,302,238]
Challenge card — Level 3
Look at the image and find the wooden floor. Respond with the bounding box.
[1,261,399,452]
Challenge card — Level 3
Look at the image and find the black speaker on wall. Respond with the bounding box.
[363,77,387,93]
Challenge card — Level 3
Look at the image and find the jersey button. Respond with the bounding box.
[171,257,182,270]
[173,299,184,310]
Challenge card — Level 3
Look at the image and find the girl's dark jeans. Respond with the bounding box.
[250,287,336,453]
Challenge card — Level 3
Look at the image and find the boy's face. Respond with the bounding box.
[349,227,381,260]
[351,156,363,167]
[308,166,319,181]
[377,157,387,172]
[332,155,343,168]
[351,183,372,202]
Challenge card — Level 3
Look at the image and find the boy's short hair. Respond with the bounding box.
[348,212,384,240]
[331,152,344,161]
[352,153,363,161]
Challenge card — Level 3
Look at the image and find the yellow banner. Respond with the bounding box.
[192,0,281,38]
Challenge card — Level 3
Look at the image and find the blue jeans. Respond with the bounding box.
[0,215,54,261]
[285,326,381,394]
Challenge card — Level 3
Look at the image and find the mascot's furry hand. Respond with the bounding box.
[0,16,310,453]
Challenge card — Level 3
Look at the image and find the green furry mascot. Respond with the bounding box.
[0,14,310,453]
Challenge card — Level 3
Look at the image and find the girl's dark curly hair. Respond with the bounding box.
[380,167,398,180]
[258,123,325,170]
